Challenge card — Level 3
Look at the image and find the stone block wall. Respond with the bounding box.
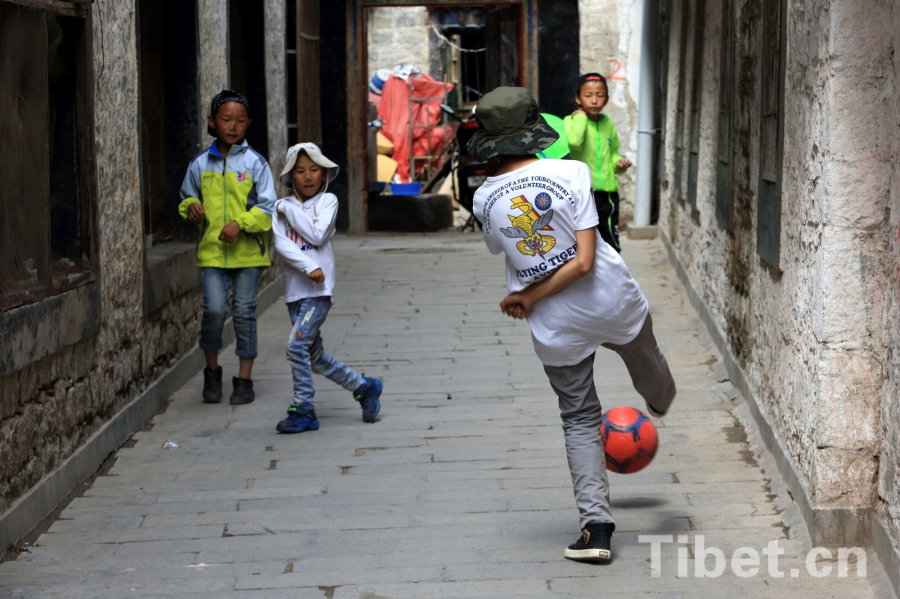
[660,0,896,535]
[0,0,286,518]
[875,0,900,557]
[366,7,431,82]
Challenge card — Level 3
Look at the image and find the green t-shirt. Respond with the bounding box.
[563,113,626,192]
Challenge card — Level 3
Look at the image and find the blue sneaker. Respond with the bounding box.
[276,409,319,434]
[353,377,382,423]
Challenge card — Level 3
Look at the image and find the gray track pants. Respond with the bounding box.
[542,313,676,528]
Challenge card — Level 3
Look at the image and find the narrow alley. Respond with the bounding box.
[0,235,884,598]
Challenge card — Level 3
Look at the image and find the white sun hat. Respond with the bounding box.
[279,143,340,191]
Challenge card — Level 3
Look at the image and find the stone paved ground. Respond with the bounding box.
[0,234,886,598]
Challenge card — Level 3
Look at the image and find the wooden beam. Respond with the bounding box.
[360,0,520,6]
[346,0,367,233]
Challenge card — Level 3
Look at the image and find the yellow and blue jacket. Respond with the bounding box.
[178,140,276,268]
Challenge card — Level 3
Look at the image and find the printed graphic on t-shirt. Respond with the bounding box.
[482,177,579,285]
[481,173,575,234]
[500,197,556,258]
[285,227,318,251]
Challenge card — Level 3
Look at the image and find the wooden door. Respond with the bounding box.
[297,0,322,145]
[485,5,522,91]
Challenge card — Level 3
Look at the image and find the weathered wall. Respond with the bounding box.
[578,0,642,224]
[808,0,891,511]
[198,0,229,142]
[265,0,288,176]
[660,0,893,523]
[366,7,431,81]
[0,0,286,518]
[875,0,900,557]
[0,0,195,516]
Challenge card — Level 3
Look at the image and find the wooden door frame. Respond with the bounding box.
[346,0,538,233]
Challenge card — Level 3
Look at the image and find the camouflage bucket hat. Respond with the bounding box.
[466,87,559,162]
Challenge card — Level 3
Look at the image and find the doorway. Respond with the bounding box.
[353,1,534,232]
[229,0,269,158]
[137,0,200,246]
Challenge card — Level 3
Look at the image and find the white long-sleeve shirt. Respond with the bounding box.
[272,192,338,302]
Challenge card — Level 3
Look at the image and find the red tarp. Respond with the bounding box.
[377,74,454,183]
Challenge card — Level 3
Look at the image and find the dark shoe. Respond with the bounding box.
[202,366,223,403]
[276,409,319,434]
[353,377,382,423]
[646,403,666,418]
[564,522,614,562]
[229,376,255,405]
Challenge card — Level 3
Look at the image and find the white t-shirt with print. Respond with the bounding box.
[473,159,648,367]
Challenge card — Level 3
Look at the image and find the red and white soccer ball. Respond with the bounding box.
[600,406,659,474]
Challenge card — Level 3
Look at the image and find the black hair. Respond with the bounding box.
[574,73,608,96]
[207,89,250,137]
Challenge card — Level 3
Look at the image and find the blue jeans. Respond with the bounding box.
[287,297,365,412]
[200,267,262,359]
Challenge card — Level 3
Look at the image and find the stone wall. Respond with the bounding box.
[660,0,894,527]
[366,7,431,82]
[874,0,900,557]
[265,0,288,177]
[578,0,642,224]
[0,0,286,519]
[198,0,229,143]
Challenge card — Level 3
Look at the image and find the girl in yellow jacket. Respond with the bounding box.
[179,90,277,405]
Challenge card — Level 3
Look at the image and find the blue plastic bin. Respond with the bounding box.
[390,182,424,196]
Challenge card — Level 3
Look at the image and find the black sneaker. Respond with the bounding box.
[202,366,223,403]
[646,403,666,418]
[229,376,255,405]
[564,522,614,562]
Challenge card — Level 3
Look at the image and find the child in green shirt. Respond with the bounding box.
[563,73,632,253]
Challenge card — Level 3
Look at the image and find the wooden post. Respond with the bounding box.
[346,0,367,234]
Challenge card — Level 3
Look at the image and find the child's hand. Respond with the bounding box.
[187,203,205,223]
[572,109,586,116]
[616,158,633,170]
[218,220,241,243]
[500,293,533,319]
[306,268,325,284]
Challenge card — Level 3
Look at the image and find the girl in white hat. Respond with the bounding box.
[272,143,383,433]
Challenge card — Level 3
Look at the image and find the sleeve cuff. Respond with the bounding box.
[575,217,600,230]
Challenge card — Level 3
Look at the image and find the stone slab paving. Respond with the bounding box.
[0,234,888,598]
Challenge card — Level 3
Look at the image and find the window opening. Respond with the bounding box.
[757,0,786,266]
[672,0,691,202]
[0,3,96,310]
[430,7,488,106]
[138,0,200,247]
[686,0,705,210]
[653,0,672,222]
[715,0,734,229]
[229,0,270,157]
[286,0,298,146]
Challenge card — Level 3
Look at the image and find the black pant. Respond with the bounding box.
[593,190,621,253]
